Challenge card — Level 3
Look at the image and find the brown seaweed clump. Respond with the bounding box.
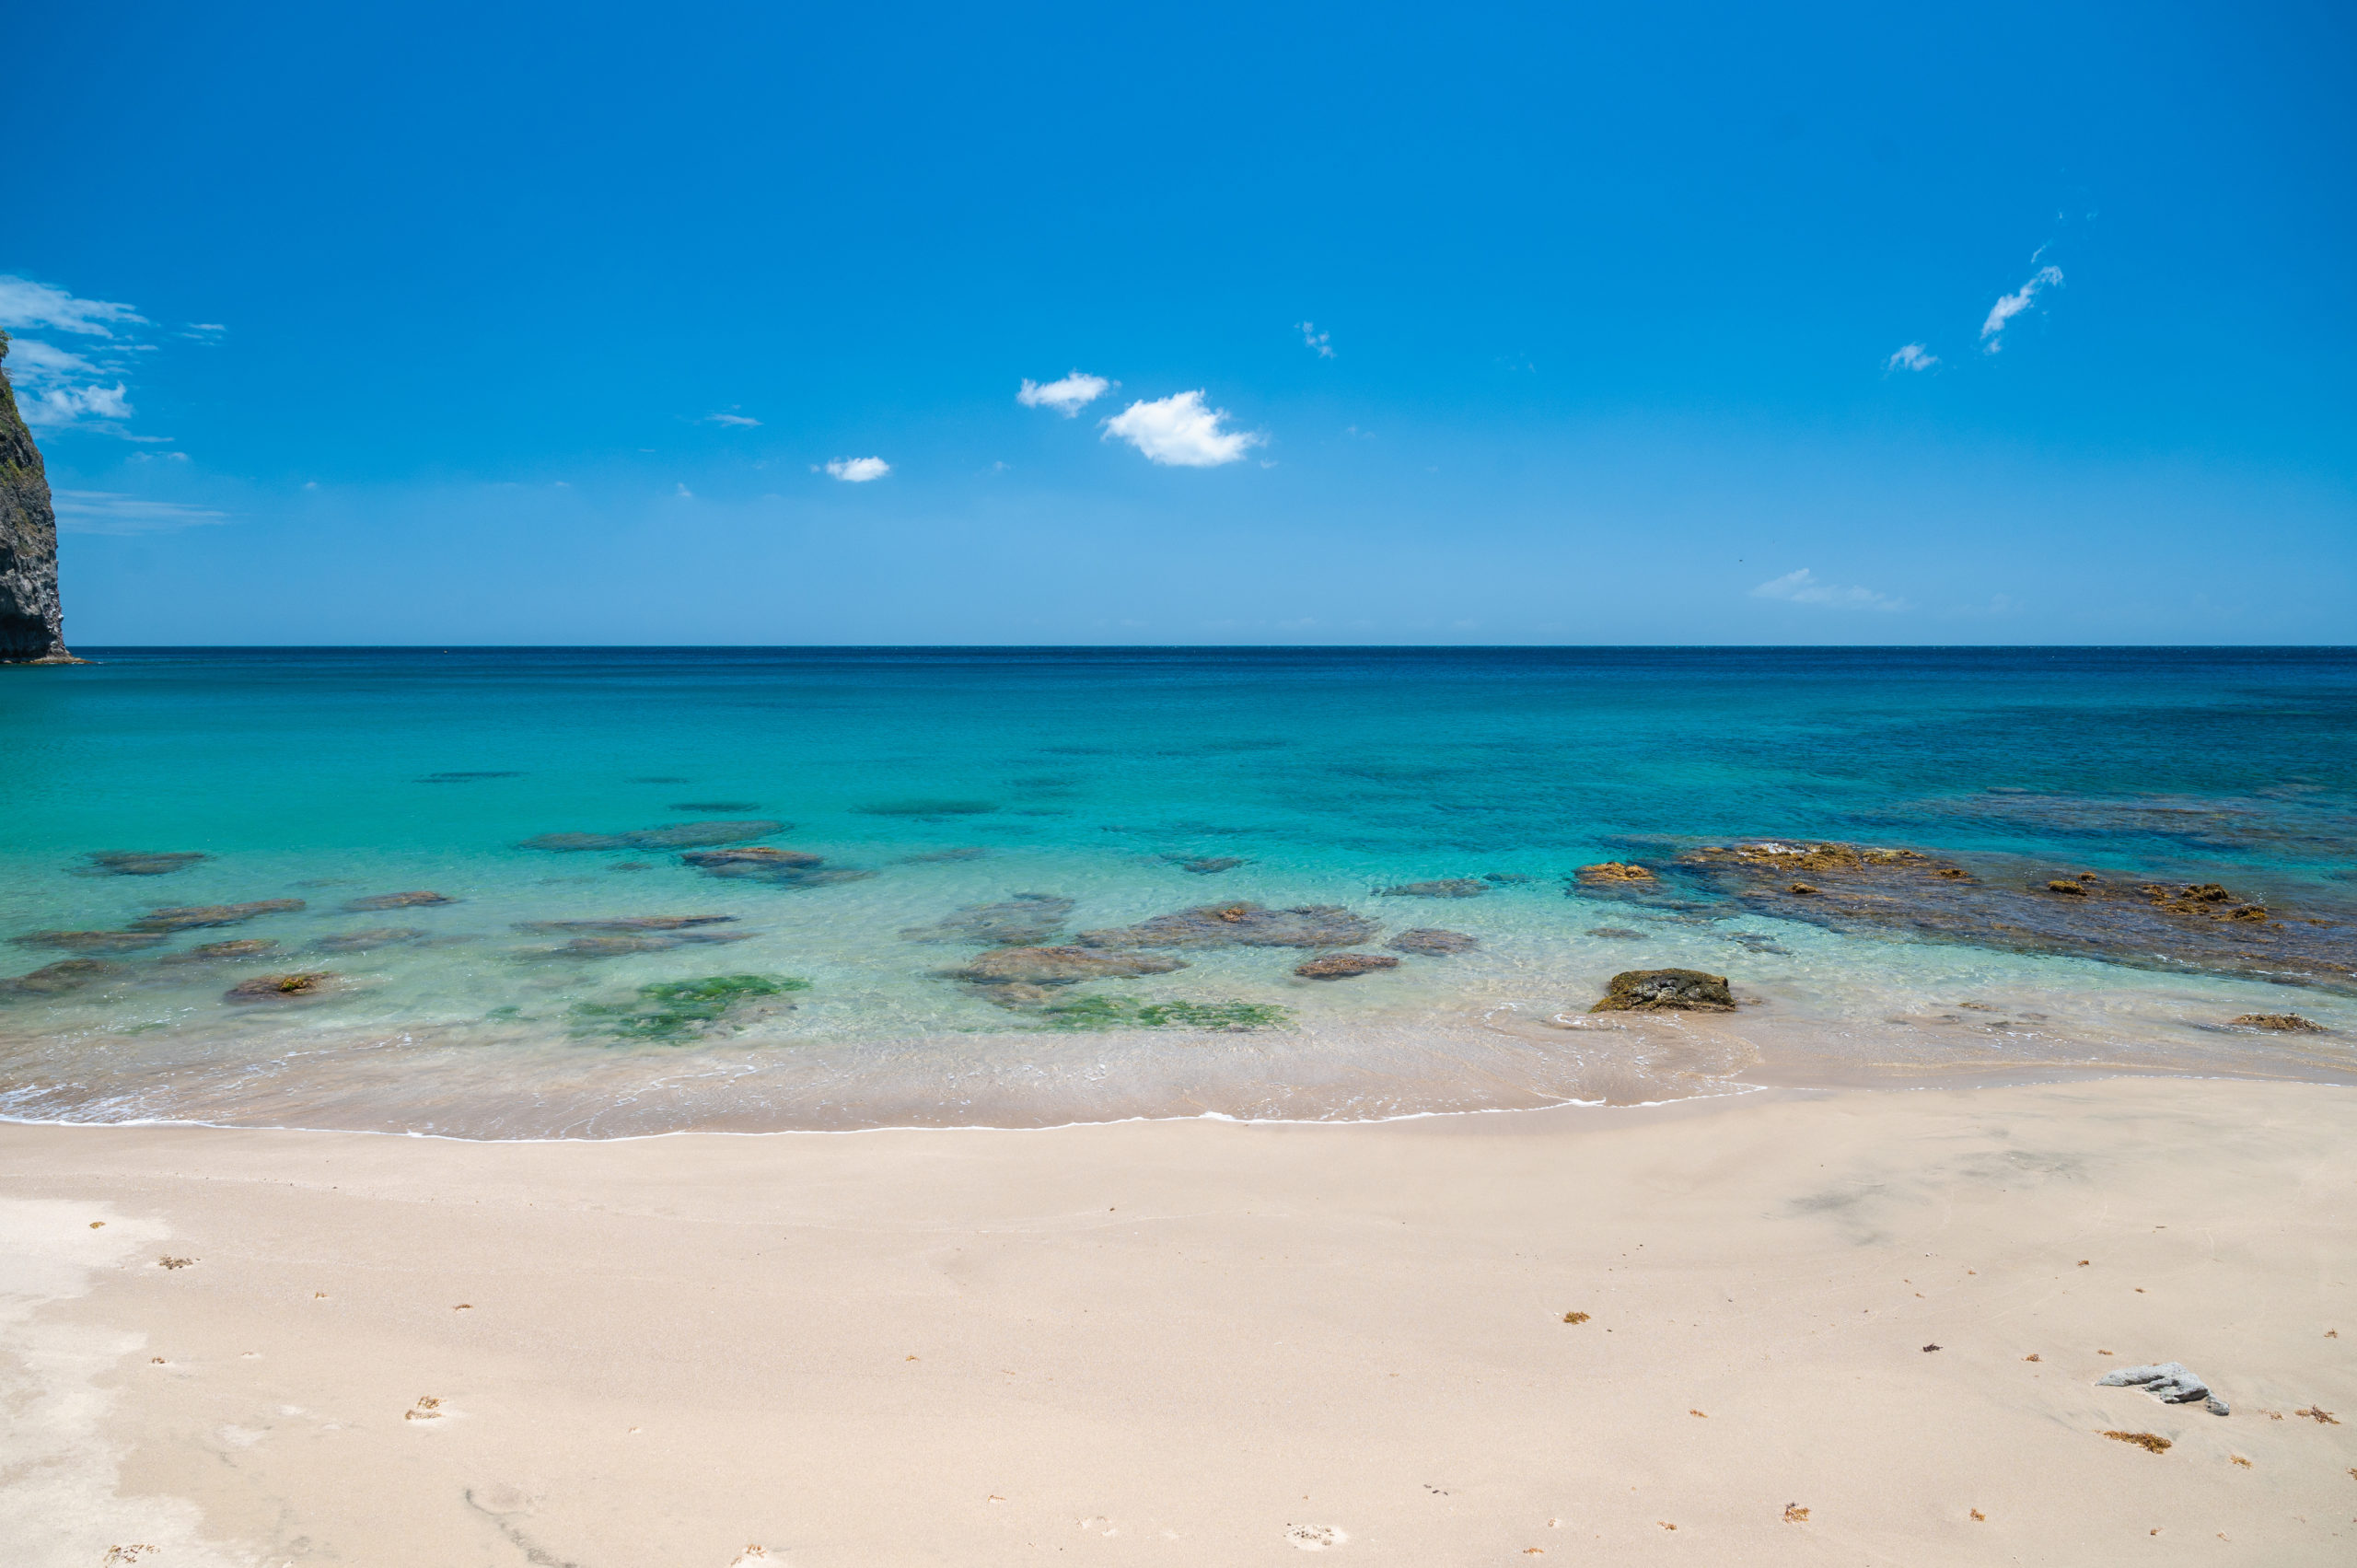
[1076,902,1379,951]
[2141,882,2272,923]
[83,851,207,877]
[2232,1013,2326,1032]
[1381,878,1487,899]
[1576,862,1656,884]
[224,971,342,1002]
[1387,928,1479,956]
[343,890,455,912]
[1590,969,1735,1013]
[127,900,306,933]
[2099,1430,2171,1454]
[1295,953,1399,980]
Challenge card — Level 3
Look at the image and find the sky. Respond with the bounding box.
[5,1,2352,645]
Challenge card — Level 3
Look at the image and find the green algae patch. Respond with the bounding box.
[568,973,810,1044]
[1039,994,1294,1032]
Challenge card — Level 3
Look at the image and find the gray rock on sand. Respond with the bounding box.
[1076,902,1379,951]
[1589,969,1736,1013]
[343,890,456,912]
[83,852,208,877]
[948,947,1190,986]
[127,900,306,933]
[1295,953,1400,980]
[1381,878,1488,899]
[2097,1362,2230,1416]
[1387,928,1479,956]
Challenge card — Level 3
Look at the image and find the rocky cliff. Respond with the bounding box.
[0,331,75,663]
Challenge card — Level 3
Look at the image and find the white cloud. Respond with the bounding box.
[1886,343,1938,372]
[1751,567,1908,612]
[703,408,761,427]
[1980,263,2064,352]
[676,482,693,498]
[52,491,227,535]
[1016,370,1113,416]
[1296,321,1334,358]
[0,275,147,337]
[823,456,890,482]
[1100,389,1264,467]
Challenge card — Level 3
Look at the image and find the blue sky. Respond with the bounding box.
[6,1,2351,645]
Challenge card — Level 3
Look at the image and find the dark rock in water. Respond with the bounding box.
[11,929,169,953]
[974,980,1061,1010]
[1482,873,1535,885]
[949,947,1189,986]
[897,846,991,864]
[668,801,762,812]
[900,895,1074,946]
[1678,840,2357,993]
[309,926,429,953]
[853,799,998,817]
[1724,932,1790,954]
[1076,902,1380,951]
[127,900,306,933]
[681,846,871,888]
[0,332,78,664]
[1381,878,1487,899]
[1170,856,1246,875]
[555,931,754,957]
[1295,952,1400,980]
[343,890,455,912]
[524,820,784,852]
[1,958,123,998]
[1387,928,1479,956]
[568,973,808,1043]
[162,938,281,963]
[1586,927,1647,941]
[1577,862,1656,885]
[1590,969,1735,1013]
[610,863,652,872]
[84,852,207,877]
[2232,1013,2326,1032]
[224,971,343,1002]
[416,772,522,783]
[629,775,691,784]
[516,915,739,934]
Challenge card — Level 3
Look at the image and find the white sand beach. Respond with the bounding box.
[5,1076,2354,1565]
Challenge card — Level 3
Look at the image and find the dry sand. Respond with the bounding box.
[4,1076,2354,1565]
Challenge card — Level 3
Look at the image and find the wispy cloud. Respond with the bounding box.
[1751,567,1908,611]
[1885,343,1938,373]
[52,491,228,535]
[0,275,146,337]
[0,273,198,438]
[822,456,891,482]
[1101,390,1264,467]
[1296,321,1334,359]
[702,407,761,427]
[1980,263,2064,353]
[1016,370,1113,416]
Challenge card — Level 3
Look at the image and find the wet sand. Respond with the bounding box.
[5,1077,2355,1564]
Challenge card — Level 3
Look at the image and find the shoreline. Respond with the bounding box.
[7,1074,2354,1564]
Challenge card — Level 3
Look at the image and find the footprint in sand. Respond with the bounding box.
[1077,1516,1117,1537]
[1285,1524,1347,1551]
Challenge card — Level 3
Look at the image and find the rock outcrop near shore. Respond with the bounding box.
[0,332,76,664]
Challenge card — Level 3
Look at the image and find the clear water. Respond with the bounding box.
[3,647,2353,1136]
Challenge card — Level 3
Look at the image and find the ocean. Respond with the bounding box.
[3,646,2352,1136]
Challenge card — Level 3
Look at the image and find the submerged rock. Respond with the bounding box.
[127,900,306,933]
[568,973,808,1044]
[1295,953,1399,980]
[309,926,429,953]
[524,819,784,852]
[2232,1013,2326,1032]
[1576,862,1656,884]
[162,938,281,963]
[1387,928,1479,956]
[516,914,739,933]
[1076,902,1380,951]
[416,771,522,783]
[949,947,1189,986]
[853,799,998,817]
[668,801,762,812]
[551,930,754,958]
[1590,969,1735,1013]
[1381,878,1487,899]
[896,846,991,864]
[681,846,871,889]
[1167,855,1246,875]
[1,958,124,998]
[10,929,169,953]
[83,852,207,877]
[343,890,455,912]
[224,971,343,1002]
[900,894,1074,946]
[2098,1362,2229,1415]
[1586,927,1646,941]
[1483,873,1536,885]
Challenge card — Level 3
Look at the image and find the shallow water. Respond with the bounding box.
[3,647,2353,1136]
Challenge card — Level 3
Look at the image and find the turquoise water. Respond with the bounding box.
[4,647,2354,1135]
